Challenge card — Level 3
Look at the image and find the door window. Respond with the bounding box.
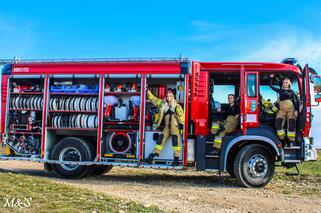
[247,74,257,97]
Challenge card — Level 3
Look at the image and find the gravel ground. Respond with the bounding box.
[0,160,320,213]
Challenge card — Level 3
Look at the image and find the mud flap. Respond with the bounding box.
[196,135,206,171]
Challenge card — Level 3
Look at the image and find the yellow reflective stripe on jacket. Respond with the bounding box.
[175,104,185,124]
[147,91,163,108]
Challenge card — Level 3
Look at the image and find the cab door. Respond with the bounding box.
[240,66,259,134]
[300,64,312,136]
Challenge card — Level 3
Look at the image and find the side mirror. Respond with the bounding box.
[312,76,321,103]
[314,76,321,93]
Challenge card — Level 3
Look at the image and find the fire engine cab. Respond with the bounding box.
[0,58,320,188]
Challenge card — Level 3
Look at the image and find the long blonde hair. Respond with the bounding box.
[282,78,292,90]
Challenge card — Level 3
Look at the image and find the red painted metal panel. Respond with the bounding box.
[41,76,49,158]
[183,75,189,165]
[240,66,246,134]
[97,76,104,161]
[190,62,209,135]
[303,65,311,136]
[12,62,181,75]
[1,76,8,134]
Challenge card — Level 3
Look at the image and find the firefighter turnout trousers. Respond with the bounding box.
[153,126,181,157]
[275,100,296,141]
[212,115,238,149]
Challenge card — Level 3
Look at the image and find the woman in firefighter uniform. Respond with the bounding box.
[269,74,299,144]
[211,94,240,152]
[146,88,185,166]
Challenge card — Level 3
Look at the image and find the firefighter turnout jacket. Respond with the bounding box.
[147,90,185,157]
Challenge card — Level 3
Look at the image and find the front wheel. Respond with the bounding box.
[234,144,275,188]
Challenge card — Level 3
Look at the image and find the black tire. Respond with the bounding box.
[91,165,113,175]
[233,144,275,188]
[51,137,95,179]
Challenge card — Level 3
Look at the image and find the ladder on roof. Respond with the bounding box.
[0,56,189,64]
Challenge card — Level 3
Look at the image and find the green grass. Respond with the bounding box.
[0,171,161,213]
[267,150,321,197]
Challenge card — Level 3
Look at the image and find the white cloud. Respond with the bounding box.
[239,32,321,71]
[187,21,321,71]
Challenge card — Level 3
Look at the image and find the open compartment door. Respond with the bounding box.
[300,65,312,135]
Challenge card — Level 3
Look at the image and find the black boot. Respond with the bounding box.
[172,157,179,166]
[146,153,158,164]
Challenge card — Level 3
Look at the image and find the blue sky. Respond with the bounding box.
[1,0,321,146]
[1,0,321,70]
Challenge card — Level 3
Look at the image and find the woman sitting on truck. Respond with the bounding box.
[269,74,299,146]
[211,94,240,153]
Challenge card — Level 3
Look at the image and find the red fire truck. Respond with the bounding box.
[0,58,320,187]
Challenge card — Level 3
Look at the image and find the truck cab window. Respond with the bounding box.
[247,74,257,97]
[212,85,235,104]
[260,85,278,103]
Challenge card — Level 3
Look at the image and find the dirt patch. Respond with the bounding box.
[0,160,320,213]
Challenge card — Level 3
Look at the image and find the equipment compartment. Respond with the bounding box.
[101,76,141,160]
[47,76,99,130]
[144,76,186,164]
[6,77,45,156]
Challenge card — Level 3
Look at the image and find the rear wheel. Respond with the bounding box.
[91,165,113,175]
[51,137,95,179]
[234,144,275,188]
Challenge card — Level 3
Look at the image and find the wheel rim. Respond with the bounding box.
[59,147,81,171]
[247,154,268,179]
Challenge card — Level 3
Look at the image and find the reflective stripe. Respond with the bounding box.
[156,99,162,107]
[172,146,181,151]
[155,144,164,150]
[287,132,296,137]
[214,137,222,143]
[211,125,220,129]
[272,106,278,112]
[277,130,285,136]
